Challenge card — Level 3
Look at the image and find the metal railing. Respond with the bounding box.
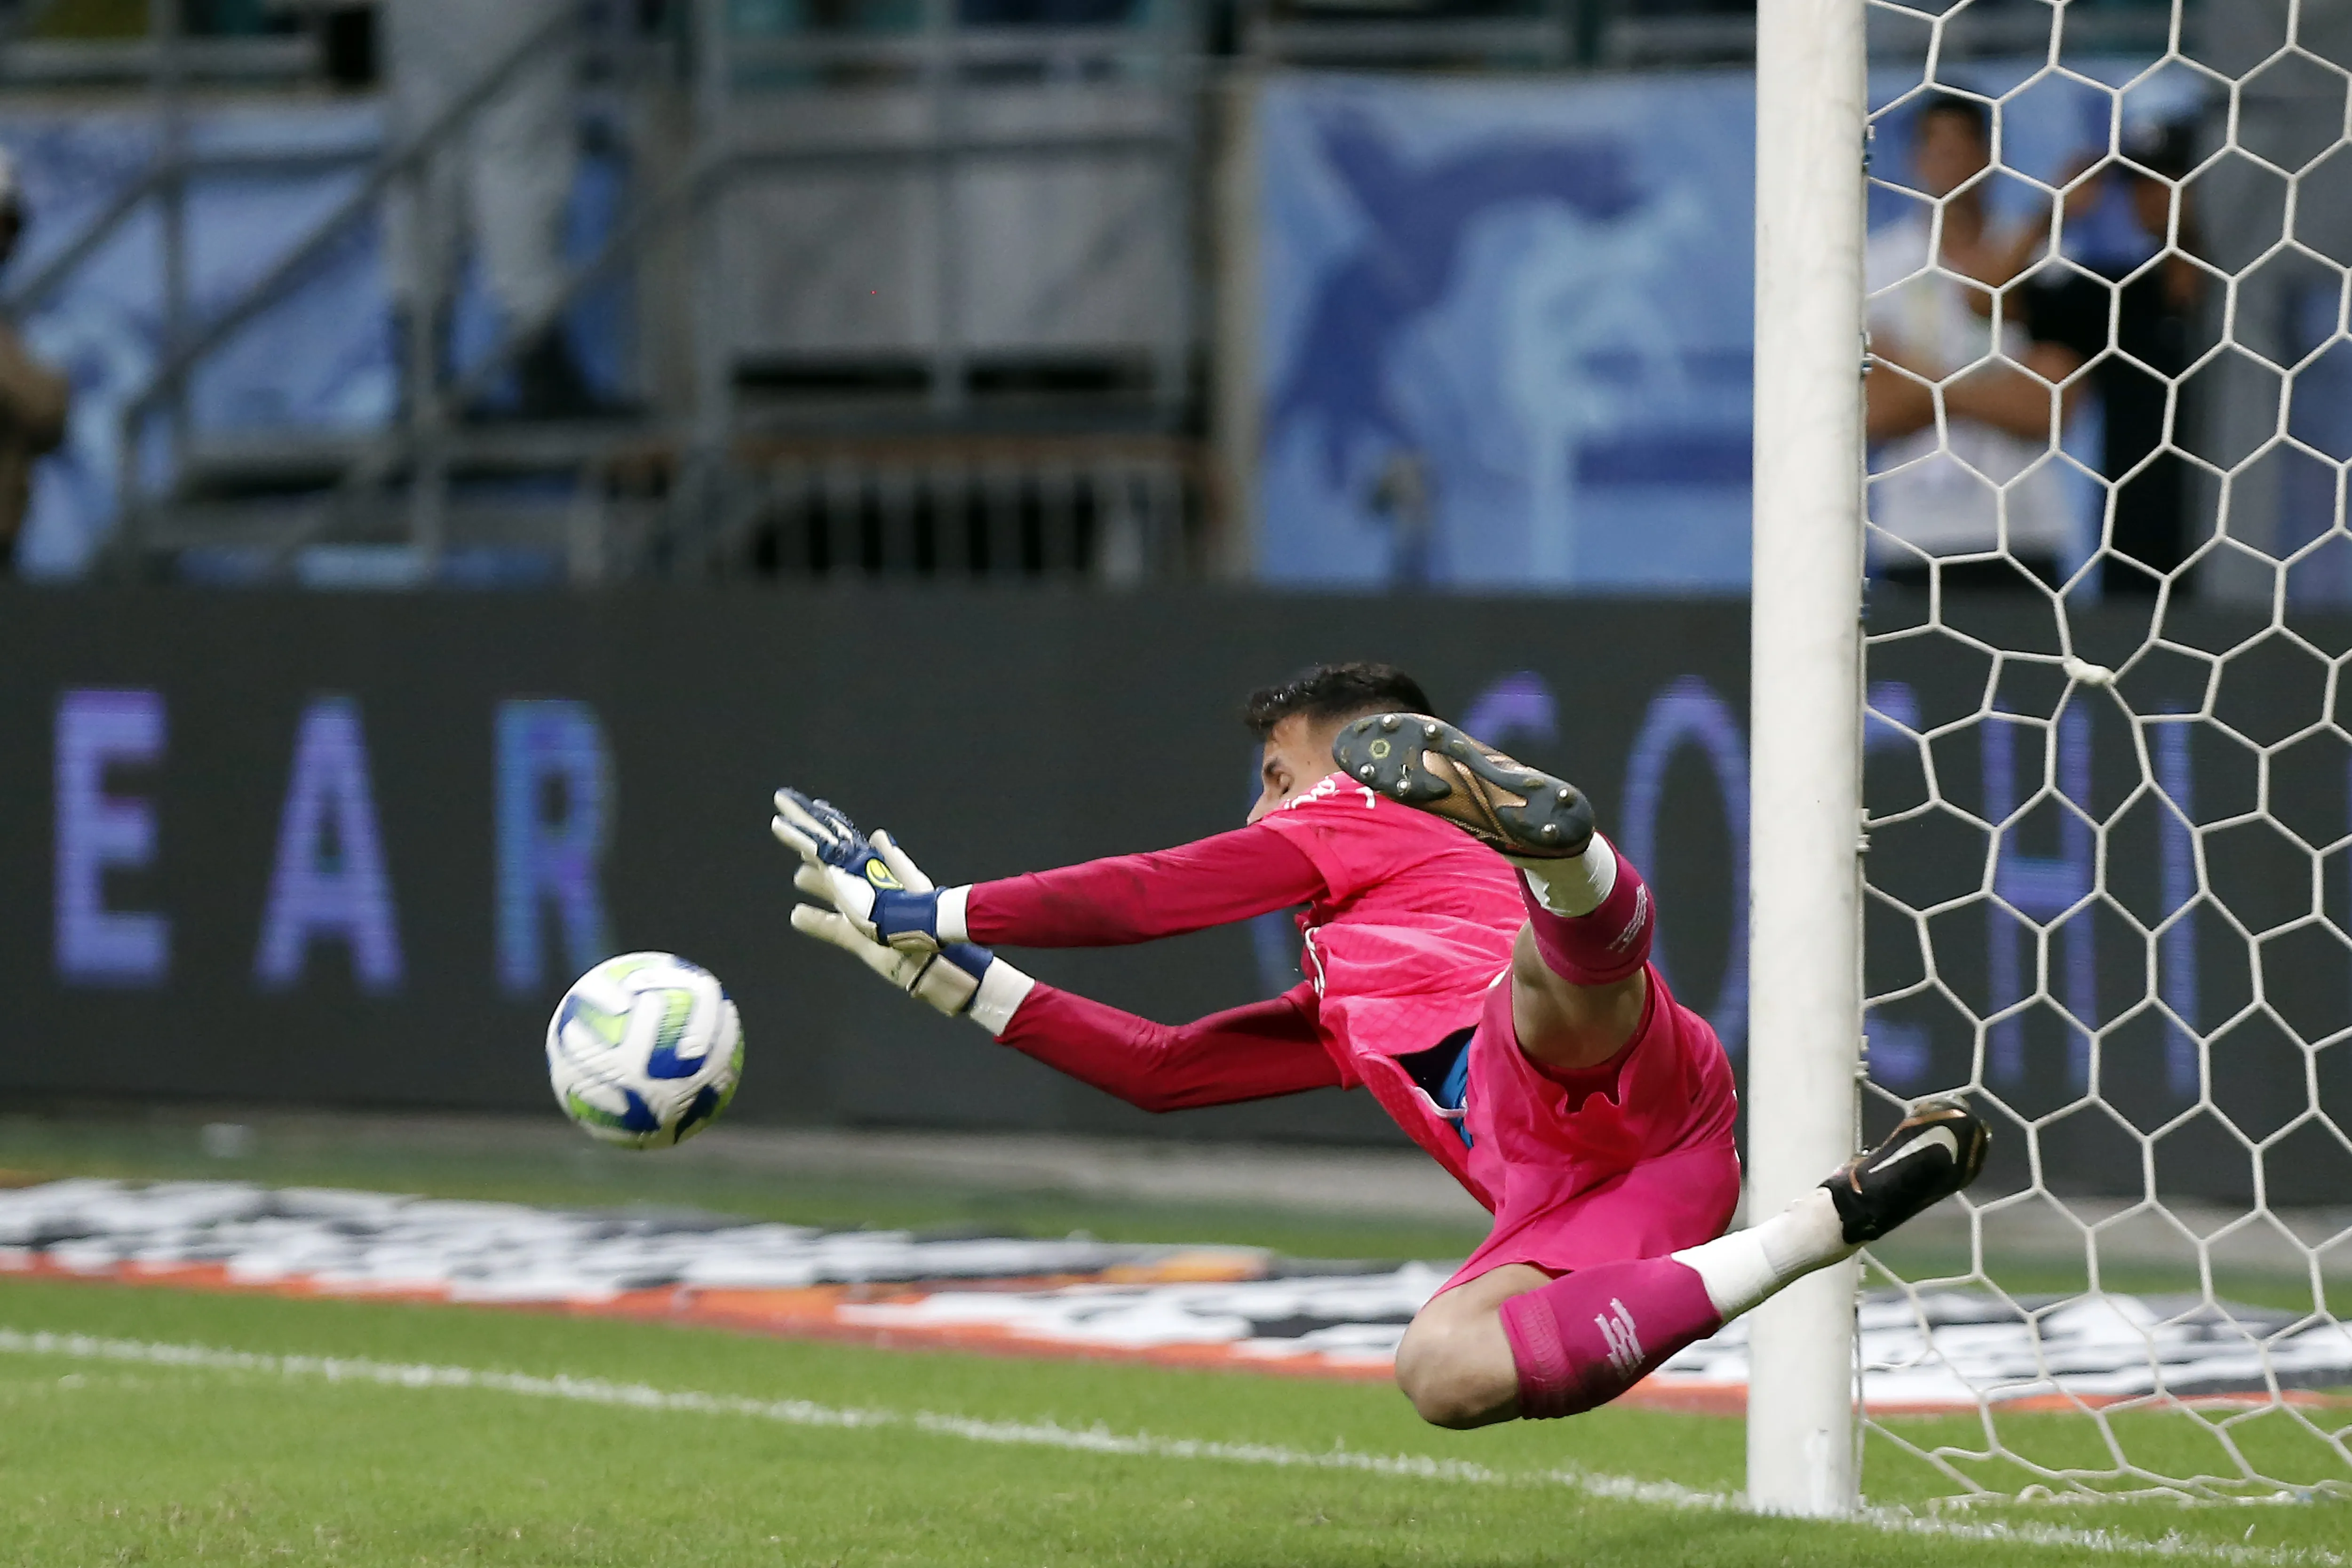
[0,33,318,86]
[726,433,1199,583]
[686,0,1197,435]
[11,0,1203,583]
[111,5,590,568]
[1240,0,1586,69]
[1237,0,2184,70]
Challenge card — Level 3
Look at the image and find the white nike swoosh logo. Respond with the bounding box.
[1875,1124,1960,1171]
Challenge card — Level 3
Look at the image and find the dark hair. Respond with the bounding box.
[1243,662,1434,739]
[1917,91,1991,147]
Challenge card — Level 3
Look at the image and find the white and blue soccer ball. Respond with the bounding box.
[546,953,743,1148]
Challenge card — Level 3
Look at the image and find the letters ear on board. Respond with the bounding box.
[50,690,616,1003]
[253,697,404,995]
[54,688,169,987]
[495,700,614,997]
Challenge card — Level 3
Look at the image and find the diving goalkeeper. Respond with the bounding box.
[774,662,1985,1429]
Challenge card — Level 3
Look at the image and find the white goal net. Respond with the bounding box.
[1853,0,2352,1502]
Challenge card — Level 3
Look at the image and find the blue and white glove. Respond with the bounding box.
[781,818,1030,1034]
[771,789,964,953]
[771,788,1027,1030]
[790,896,1025,1023]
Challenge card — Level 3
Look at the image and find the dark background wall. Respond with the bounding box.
[4,588,2345,1203]
[0,589,1751,1150]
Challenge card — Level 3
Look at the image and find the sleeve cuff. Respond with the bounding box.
[937,884,972,945]
[969,958,1035,1037]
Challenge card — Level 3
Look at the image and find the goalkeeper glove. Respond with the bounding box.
[770,788,954,952]
[789,868,1033,1031]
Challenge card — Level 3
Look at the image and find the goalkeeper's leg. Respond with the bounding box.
[1332,710,1659,1064]
[1394,1099,1988,1428]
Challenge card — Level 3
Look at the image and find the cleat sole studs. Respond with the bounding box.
[1380,714,1401,731]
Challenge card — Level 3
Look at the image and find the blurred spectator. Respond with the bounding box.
[1866,94,2085,590]
[0,150,72,577]
[2023,121,2205,596]
[382,0,612,420]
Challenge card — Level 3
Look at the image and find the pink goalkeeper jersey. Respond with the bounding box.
[1269,779,1737,1215]
[965,773,1523,1191]
[1252,775,1526,1137]
[967,768,1523,1082]
[963,771,1734,1211]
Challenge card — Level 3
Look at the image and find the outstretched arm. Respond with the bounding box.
[944,822,1327,950]
[995,979,1340,1112]
[772,800,1341,1113]
[793,893,1340,1112]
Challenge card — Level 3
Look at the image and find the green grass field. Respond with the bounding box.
[0,1114,2346,1565]
[2,1276,2347,1567]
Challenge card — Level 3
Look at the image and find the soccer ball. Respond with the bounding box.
[546,953,743,1148]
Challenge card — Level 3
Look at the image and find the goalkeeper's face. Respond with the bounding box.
[1248,713,1349,825]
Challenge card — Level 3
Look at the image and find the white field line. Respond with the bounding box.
[0,1328,2339,1567]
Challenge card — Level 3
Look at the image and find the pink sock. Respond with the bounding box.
[1519,854,1652,985]
[1496,1258,1722,1419]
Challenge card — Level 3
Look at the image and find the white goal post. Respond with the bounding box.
[1748,0,1870,1519]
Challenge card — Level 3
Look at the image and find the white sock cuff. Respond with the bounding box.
[1669,1231,1778,1322]
[968,957,1035,1037]
[936,885,972,944]
[1515,835,1618,917]
[1670,1189,1851,1322]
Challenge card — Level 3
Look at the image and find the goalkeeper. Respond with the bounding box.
[775,662,1985,1429]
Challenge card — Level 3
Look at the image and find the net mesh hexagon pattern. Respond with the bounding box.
[1855,0,2352,1503]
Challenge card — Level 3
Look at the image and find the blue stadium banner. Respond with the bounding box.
[1255,72,1756,591]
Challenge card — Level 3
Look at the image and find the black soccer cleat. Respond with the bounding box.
[1331,712,1595,859]
[1821,1097,1990,1246]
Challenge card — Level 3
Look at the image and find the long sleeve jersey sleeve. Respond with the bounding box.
[996,979,1338,1112]
[964,821,1327,948]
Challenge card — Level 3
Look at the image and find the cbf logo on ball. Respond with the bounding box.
[546,953,742,1148]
